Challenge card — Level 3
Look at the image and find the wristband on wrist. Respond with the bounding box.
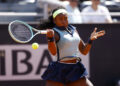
[47,37,55,42]
[88,39,93,44]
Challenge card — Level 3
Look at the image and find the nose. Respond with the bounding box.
[62,20,67,24]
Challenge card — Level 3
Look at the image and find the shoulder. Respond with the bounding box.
[52,27,61,34]
[82,6,91,12]
[68,25,76,30]
[98,5,109,11]
[53,26,61,31]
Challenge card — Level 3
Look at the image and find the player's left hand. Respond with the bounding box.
[90,27,105,40]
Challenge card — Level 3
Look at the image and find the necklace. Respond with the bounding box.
[66,28,72,34]
[66,28,73,36]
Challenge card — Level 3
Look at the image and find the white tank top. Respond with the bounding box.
[53,25,81,59]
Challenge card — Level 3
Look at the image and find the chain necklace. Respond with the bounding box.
[66,28,72,34]
[66,28,73,36]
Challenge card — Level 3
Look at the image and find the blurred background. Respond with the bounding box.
[0,0,120,86]
[0,0,119,23]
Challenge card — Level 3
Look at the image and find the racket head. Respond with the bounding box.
[8,20,34,43]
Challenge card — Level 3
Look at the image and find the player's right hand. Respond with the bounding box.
[46,29,54,38]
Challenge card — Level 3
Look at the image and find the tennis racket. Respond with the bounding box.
[8,20,47,43]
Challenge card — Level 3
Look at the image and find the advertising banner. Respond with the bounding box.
[0,45,89,81]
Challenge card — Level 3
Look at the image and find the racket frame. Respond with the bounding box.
[8,20,47,43]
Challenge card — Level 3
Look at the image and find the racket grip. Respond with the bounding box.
[40,30,47,34]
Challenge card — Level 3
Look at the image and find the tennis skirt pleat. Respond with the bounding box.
[42,61,88,84]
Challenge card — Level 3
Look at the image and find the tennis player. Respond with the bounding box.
[40,7,105,86]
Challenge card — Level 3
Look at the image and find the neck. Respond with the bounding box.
[55,26,67,30]
[91,4,98,11]
[70,4,76,9]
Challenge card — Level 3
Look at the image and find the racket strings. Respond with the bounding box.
[11,23,32,41]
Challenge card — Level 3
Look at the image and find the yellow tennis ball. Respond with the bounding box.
[32,43,39,50]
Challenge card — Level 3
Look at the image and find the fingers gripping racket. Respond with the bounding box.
[8,20,47,43]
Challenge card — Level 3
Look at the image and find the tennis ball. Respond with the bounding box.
[32,43,39,50]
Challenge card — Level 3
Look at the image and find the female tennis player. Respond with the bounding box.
[40,7,105,86]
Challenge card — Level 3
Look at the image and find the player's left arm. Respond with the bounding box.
[79,27,105,55]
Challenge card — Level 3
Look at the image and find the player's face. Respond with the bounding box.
[54,13,68,28]
[70,0,78,8]
[92,0,100,5]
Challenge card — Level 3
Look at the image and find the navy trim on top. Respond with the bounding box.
[53,30,60,43]
[54,25,76,30]
[54,25,76,36]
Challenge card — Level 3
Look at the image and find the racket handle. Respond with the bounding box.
[40,30,47,34]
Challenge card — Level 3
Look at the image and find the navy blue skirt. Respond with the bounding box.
[42,61,88,84]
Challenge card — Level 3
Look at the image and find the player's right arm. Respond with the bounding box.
[46,29,57,56]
